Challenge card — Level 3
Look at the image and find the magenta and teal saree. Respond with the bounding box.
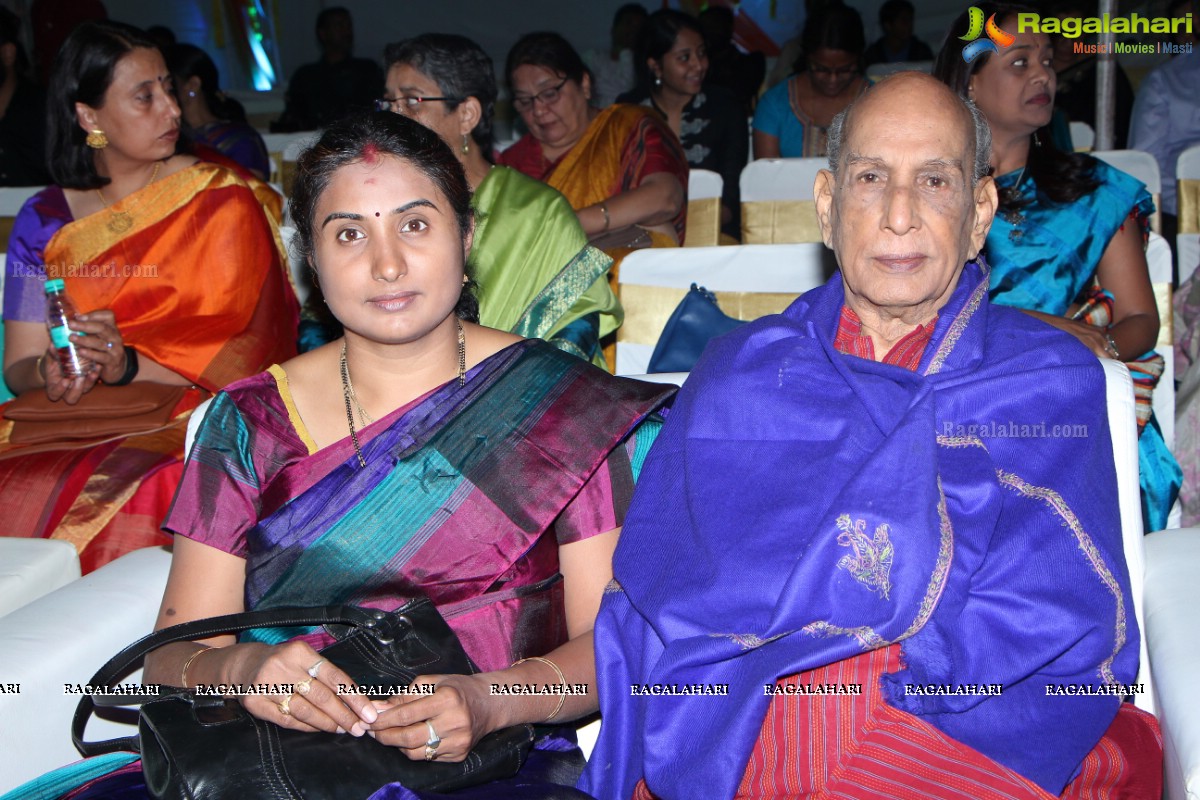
[23,339,673,800]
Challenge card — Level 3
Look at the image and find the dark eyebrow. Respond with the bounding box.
[844,155,965,174]
[393,199,438,215]
[320,199,439,229]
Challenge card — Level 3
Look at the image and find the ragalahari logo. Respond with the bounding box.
[960,7,1016,62]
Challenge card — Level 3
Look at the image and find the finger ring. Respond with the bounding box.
[296,678,312,696]
[105,341,114,349]
[278,693,293,716]
[424,743,439,761]
[425,720,441,749]
[307,659,326,679]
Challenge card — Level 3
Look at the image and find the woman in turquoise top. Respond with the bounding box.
[752,4,869,159]
[936,1,1179,529]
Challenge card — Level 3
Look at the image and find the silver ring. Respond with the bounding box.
[105,341,114,349]
[424,743,438,761]
[307,659,326,679]
[425,720,441,748]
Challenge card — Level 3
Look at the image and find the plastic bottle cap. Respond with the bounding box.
[44,278,65,293]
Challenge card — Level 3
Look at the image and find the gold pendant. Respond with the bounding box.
[107,211,133,234]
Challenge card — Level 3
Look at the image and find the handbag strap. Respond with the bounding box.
[72,604,414,757]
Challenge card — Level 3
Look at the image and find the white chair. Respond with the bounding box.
[685,169,723,248]
[1147,231,1176,457]
[1069,121,1095,152]
[1093,149,1163,234]
[0,539,80,618]
[615,243,834,375]
[1144,528,1200,800]
[739,158,826,244]
[0,546,172,792]
[1101,360,1154,714]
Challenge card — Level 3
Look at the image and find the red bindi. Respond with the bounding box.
[361,143,380,164]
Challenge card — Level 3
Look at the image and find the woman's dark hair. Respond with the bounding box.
[163,43,247,123]
[933,1,1098,208]
[633,9,705,96]
[505,31,589,91]
[792,2,866,74]
[384,34,497,158]
[46,21,161,189]
[290,111,479,323]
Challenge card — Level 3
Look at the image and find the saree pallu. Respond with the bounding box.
[0,163,299,572]
[471,166,620,369]
[581,260,1140,800]
[986,159,1181,532]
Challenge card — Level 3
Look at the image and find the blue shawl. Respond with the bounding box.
[580,260,1138,799]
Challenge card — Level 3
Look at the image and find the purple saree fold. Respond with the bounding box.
[580,260,1138,799]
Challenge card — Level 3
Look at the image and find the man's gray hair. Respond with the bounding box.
[826,96,992,186]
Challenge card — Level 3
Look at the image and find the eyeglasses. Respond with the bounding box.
[512,78,570,113]
[375,96,458,113]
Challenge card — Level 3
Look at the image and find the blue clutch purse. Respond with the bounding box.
[647,284,746,374]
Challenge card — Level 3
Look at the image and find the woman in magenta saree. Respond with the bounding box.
[26,110,675,800]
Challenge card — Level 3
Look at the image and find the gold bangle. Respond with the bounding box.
[181,645,218,689]
[36,352,48,382]
[513,656,568,721]
[599,202,611,232]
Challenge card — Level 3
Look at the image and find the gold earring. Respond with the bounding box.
[462,135,470,155]
[86,129,108,149]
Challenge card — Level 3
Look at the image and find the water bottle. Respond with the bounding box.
[44,278,93,378]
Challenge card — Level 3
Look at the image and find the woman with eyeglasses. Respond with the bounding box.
[752,3,869,159]
[499,31,688,261]
[617,9,747,241]
[361,34,620,369]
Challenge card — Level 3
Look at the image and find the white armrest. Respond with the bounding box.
[1144,528,1200,800]
[0,539,80,617]
[0,546,171,793]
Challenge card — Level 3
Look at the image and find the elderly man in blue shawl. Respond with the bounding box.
[580,74,1161,800]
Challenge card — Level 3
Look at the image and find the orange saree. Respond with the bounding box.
[0,162,299,572]
[501,104,689,261]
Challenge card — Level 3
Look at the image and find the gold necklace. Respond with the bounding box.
[95,161,162,234]
[340,320,467,468]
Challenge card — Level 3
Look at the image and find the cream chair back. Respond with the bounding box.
[739,158,826,244]
[616,243,833,375]
[1177,143,1200,236]
[1093,149,1162,234]
[1069,121,1095,152]
[262,132,319,196]
[685,169,723,248]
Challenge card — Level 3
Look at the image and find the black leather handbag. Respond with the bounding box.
[72,599,535,800]
[647,284,747,374]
